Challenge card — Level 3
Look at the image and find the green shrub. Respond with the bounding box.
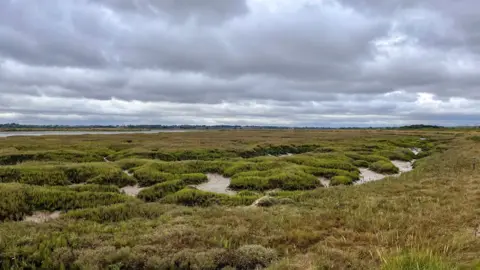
[378,148,415,161]
[137,180,186,202]
[230,245,278,269]
[58,184,120,193]
[27,187,138,211]
[330,175,354,186]
[0,183,30,221]
[87,171,136,187]
[133,168,176,187]
[254,196,279,207]
[369,161,400,174]
[65,203,169,223]
[0,166,70,186]
[468,136,480,142]
[161,189,258,207]
[353,160,370,167]
[178,173,208,185]
[237,190,262,197]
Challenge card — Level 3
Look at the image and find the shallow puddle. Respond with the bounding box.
[121,185,144,196]
[24,211,61,223]
[195,174,236,195]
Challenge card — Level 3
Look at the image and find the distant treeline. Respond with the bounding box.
[0,123,478,131]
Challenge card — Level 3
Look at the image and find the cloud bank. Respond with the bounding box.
[0,0,479,127]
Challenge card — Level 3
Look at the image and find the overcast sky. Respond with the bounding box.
[0,0,479,127]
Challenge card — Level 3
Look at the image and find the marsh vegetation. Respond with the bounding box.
[0,129,478,269]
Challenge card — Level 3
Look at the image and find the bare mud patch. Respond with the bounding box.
[24,211,61,223]
[392,160,414,173]
[195,174,236,195]
[121,185,144,197]
[355,168,388,185]
[411,148,422,155]
[318,177,330,188]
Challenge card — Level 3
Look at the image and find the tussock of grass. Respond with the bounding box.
[230,169,320,191]
[0,183,138,221]
[161,189,259,207]
[330,175,354,186]
[381,250,456,270]
[65,203,170,223]
[369,160,400,174]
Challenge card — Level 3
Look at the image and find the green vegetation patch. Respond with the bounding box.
[161,189,259,207]
[369,161,400,174]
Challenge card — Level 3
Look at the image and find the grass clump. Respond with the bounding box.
[137,180,185,202]
[65,203,170,223]
[230,169,320,191]
[27,187,139,212]
[330,175,354,186]
[468,135,480,142]
[381,251,457,270]
[86,171,136,187]
[133,168,176,187]
[369,161,400,174]
[161,189,258,207]
[52,184,120,193]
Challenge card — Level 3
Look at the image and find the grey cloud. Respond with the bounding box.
[91,0,249,23]
[0,0,479,126]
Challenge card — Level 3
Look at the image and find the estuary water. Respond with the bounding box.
[0,130,193,137]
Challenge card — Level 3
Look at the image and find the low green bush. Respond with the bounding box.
[133,168,176,187]
[378,148,416,161]
[27,187,139,212]
[65,203,170,223]
[54,184,120,193]
[353,160,370,167]
[0,183,30,221]
[468,135,480,142]
[161,189,258,207]
[178,173,208,185]
[369,161,400,174]
[330,175,354,186]
[230,169,320,191]
[137,180,186,202]
[87,171,136,187]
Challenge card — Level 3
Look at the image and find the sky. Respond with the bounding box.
[0,0,479,127]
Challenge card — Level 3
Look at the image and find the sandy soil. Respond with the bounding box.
[24,211,61,223]
[195,174,236,195]
[121,185,144,196]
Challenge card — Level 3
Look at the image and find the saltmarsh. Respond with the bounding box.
[0,129,477,269]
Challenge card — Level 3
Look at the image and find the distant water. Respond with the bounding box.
[0,130,193,138]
